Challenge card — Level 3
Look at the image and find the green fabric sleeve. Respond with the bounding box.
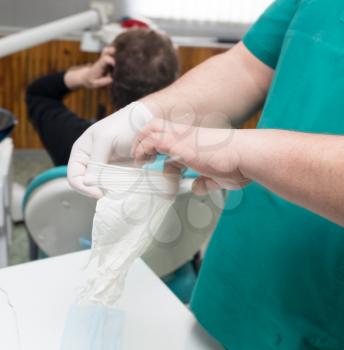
[243,0,299,69]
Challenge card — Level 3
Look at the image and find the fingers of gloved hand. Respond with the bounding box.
[69,124,114,189]
[67,134,104,199]
[89,129,115,165]
[70,173,103,199]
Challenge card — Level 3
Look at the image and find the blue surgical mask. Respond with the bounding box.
[60,303,124,350]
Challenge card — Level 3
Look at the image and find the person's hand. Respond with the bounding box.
[132,118,251,195]
[81,46,116,89]
[64,46,116,90]
[67,102,153,198]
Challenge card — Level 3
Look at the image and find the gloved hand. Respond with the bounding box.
[132,118,251,195]
[67,102,153,198]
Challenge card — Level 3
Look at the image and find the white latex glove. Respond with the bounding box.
[67,102,153,198]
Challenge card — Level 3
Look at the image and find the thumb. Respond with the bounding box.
[192,175,249,195]
[192,176,223,196]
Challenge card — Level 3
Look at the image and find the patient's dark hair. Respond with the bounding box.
[109,29,179,109]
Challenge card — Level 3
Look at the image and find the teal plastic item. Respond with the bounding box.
[162,262,197,304]
[23,166,68,209]
[23,166,69,259]
[79,237,92,250]
[144,155,198,179]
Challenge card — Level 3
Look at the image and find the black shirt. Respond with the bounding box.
[26,72,92,166]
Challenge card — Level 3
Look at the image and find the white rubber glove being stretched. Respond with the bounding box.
[67,102,153,198]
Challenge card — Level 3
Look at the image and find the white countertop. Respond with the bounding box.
[0,251,223,350]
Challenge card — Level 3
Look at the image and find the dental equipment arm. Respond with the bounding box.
[0,10,103,59]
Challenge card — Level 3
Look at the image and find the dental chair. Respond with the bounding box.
[23,161,224,303]
[23,166,97,259]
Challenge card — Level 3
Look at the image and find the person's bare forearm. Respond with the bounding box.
[142,42,274,128]
[237,130,344,226]
[64,66,91,90]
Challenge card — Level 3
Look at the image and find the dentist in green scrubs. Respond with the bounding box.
[68,0,344,349]
[191,1,344,349]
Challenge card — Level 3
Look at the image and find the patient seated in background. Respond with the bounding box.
[26,29,179,166]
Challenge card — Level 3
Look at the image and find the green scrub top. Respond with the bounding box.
[191,1,344,349]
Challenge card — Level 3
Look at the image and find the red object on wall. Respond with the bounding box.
[121,18,150,29]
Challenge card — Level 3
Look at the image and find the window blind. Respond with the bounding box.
[127,0,273,24]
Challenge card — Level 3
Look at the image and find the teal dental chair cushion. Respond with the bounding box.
[23,166,67,209]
